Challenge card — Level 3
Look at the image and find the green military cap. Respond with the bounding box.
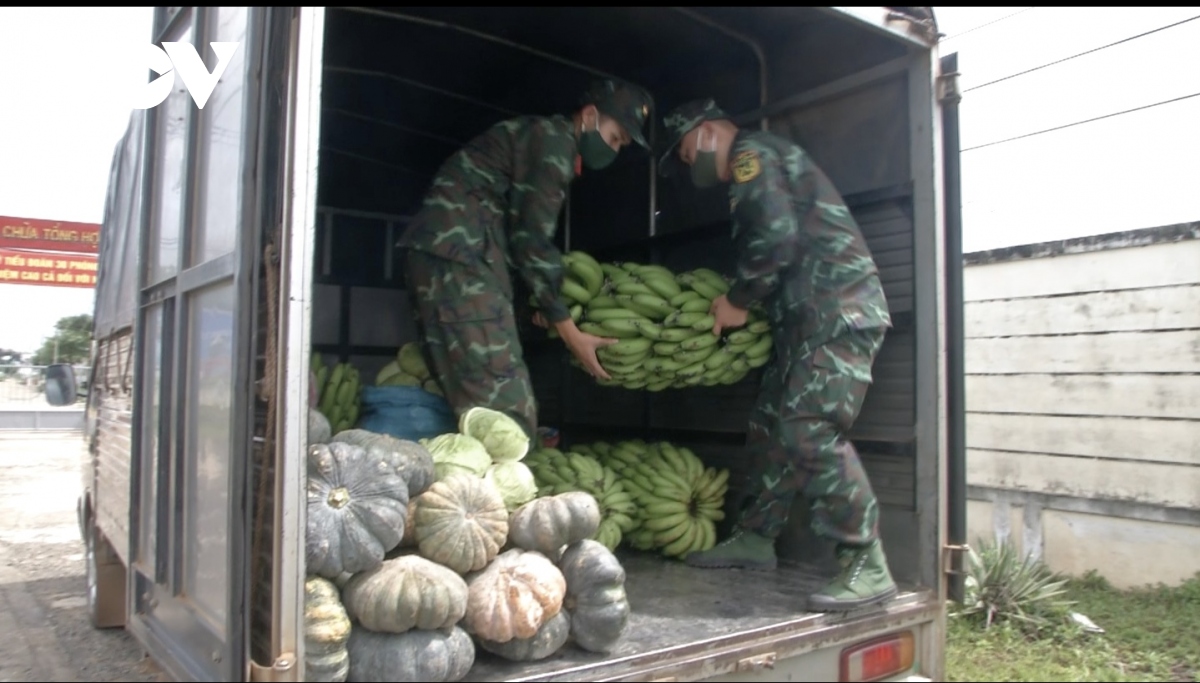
[657,98,731,171]
[581,78,655,150]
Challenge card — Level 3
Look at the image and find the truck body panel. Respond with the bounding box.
[69,6,963,681]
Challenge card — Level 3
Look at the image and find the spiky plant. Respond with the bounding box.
[952,537,1075,633]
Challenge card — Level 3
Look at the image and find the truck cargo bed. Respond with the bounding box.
[468,550,923,682]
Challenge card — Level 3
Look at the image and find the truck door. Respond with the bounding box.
[940,50,969,604]
[127,7,267,680]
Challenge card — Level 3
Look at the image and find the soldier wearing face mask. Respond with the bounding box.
[657,98,897,613]
[399,79,655,440]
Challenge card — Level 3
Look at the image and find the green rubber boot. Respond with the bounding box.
[808,540,899,612]
[684,528,777,571]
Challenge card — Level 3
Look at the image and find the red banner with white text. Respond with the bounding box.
[0,248,98,289]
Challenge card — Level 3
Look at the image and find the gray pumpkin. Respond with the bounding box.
[508,492,601,559]
[558,539,630,654]
[346,626,475,682]
[304,576,351,682]
[330,429,436,498]
[306,442,409,579]
[341,555,469,633]
[310,408,332,446]
[477,610,570,662]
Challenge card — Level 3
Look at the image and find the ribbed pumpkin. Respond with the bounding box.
[477,610,570,662]
[508,492,601,559]
[413,473,508,574]
[346,625,475,682]
[303,576,351,682]
[330,428,436,498]
[463,548,566,643]
[397,499,419,548]
[558,539,630,654]
[306,442,409,578]
[341,555,469,633]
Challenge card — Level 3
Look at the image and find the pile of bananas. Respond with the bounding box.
[579,439,730,560]
[539,250,774,390]
[375,342,444,397]
[312,355,362,435]
[523,447,638,551]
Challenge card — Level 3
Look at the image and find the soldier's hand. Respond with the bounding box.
[532,311,548,329]
[710,295,749,337]
[555,320,618,380]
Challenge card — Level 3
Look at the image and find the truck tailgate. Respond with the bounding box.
[467,552,936,682]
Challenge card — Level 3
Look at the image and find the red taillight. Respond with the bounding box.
[839,630,915,682]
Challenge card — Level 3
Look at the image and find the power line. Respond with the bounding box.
[964,14,1200,93]
[962,91,1200,152]
[940,7,1036,42]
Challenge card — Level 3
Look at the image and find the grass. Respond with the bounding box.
[947,570,1200,682]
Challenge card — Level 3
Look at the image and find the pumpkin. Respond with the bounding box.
[306,442,409,579]
[397,499,419,548]
[508,492,601,559]
[558,539,630,654]
[341,555,469,633]
[346,625,475,683]
[304,576,351,683]
[330,428,436,498]
[477,610,570,662]
[310,408,332,445]
[463,548,566,643]
[413,473,508,574]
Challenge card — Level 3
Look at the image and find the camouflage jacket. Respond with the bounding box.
[725,130,892,354]
[399,115,579,323]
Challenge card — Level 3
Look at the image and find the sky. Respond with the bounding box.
[0,7,1197,356]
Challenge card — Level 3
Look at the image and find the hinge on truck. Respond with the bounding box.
[248,654,297,683]
[943,543,971,577]
[938,70,961,105]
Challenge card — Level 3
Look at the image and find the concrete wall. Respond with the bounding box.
[962,221,1200,589]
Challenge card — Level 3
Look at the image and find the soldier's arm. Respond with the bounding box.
[725,147,809,310]
[508,121,575,324]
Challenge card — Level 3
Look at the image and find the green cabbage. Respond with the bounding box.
[458,406,530,463]
[484,461,538,513]
[423,433,492,481]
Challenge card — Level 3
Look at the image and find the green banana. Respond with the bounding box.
[562,278,593,305]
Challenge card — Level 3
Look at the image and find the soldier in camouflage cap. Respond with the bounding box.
[660,98,898,613]
[398,79,654,441]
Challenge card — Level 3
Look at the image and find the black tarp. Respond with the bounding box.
[93,109,145,339]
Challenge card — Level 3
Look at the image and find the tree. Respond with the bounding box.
[32,314,93,366]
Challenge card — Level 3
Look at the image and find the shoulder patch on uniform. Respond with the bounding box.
[732,151,762,184]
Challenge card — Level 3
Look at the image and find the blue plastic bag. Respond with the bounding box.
[357,385,458,443]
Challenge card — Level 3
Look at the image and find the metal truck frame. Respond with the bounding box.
[47,6,966,682]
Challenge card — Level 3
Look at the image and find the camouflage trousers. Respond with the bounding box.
[737,326,888,546]
[402,248,539,439]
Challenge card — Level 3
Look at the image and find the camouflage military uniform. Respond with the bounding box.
[660,100,897,611]
[723,127,892,547]
[399,81,653,439]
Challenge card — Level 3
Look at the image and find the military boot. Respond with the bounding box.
[685,528,777,571]
[807,540,898,612]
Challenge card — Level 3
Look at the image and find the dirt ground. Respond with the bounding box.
[0,430,164,682]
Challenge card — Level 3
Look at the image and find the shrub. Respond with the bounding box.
[952,537,1075,635]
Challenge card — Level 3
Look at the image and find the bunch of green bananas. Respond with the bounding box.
[376,342,444,397]
[535,250,774,390]
[315,359,362,435]
[586,439,729,560]
[523,447,638,551]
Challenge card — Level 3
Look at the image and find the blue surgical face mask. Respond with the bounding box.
[690,128,720,189]
[579,118,618,171]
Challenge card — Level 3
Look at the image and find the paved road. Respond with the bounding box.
[0,430,163,682]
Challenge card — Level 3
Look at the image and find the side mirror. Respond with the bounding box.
[44,363,78,407]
